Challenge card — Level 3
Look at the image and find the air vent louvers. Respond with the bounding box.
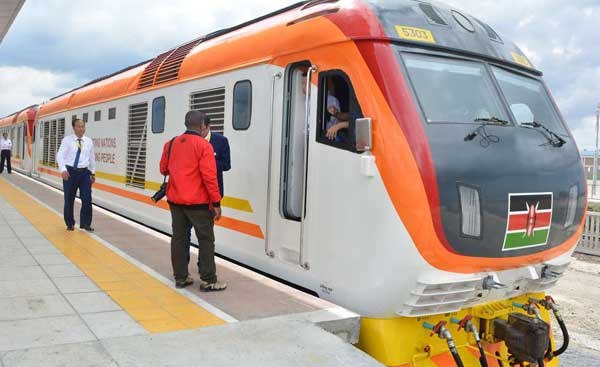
[474,18,503,43]
[190,88,226,134]
[419,3,448,26]
[126,103,148,189]
[138,51,172,89]
[138,39,202,89]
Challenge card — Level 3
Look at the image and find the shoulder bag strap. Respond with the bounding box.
[163,137,176,184]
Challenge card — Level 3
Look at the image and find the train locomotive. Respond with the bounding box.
[0,1,584,366]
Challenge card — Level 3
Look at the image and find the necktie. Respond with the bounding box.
[73,138,82,168]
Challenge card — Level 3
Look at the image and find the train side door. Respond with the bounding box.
[266,61,315,268]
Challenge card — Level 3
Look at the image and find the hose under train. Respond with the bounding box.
[545,306,569,360]
[553,316,569,356]
[450,347,465,367]
[476,342,489,367]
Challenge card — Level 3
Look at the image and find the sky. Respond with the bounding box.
[0,0,599,151]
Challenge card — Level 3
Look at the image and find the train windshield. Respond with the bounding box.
[403,53,509,124]
[491,67,567,134]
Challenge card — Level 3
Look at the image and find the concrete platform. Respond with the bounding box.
[0,173,383,367]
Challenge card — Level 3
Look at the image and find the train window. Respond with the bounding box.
[281,62,311,220]
[71,115,77,124]
[492,67,567,135]
[233,80,252,130]
[152,97,166,134]
[108,107,117,120]
[94,110,101,122]
[82,113,88,123]
[316,70,363,152]
[402,53,509,124]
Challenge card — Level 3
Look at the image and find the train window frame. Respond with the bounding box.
[232,80,252,131]
[108,107,117,120]
[82,113,88,123]
[152,96,166,134]
[489,64,569,135]
[315,70,363,153]
[399,51,512,126]
[94,110,101,122]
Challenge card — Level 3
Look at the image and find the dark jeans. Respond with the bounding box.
[0,150,11,173]
[63,167,93,228]
[169,204,217,284]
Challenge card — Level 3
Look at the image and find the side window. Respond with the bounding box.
[71,115,77,124]
[316,71,363,152]
[82,113,88,123]
[108,107,117,120]
[94,110,101,122]
[232,80,252,130]
[152,97,166,134]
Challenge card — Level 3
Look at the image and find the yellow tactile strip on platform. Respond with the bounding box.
[0,178,225,333]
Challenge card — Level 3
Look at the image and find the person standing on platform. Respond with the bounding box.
[186,117,231,269]
[160,110,226,291]
[56,118,96,232]
[0,132,12,174]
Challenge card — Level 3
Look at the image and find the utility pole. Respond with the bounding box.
[594,103,600,198]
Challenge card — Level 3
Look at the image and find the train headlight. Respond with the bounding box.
[459,185,481,237]
[564,185,578,228]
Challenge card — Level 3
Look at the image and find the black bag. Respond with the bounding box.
[151,138,175,203]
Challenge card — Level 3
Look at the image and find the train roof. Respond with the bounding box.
[0,105,37,127]
[37,0,536,118]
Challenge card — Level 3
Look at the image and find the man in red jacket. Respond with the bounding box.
[160,110,226,291]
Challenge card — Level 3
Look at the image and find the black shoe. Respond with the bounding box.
[80,226,94,232]
[175,276,194,289]
[66,226,74,231]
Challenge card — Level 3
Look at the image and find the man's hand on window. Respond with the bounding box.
[326,121,349,140]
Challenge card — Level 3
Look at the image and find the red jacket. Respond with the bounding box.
[160,131,221,207]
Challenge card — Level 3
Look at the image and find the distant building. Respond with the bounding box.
[581,150,599,179]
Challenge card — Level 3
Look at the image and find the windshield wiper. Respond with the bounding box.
[464,117,507,145]
[521,121,567,147]
[474,117,509,125]
[464,118,507,146]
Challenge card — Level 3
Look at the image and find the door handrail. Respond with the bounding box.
[299,65,317,270]
[264,71,282,258]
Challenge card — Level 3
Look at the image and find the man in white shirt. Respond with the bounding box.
[0,132,12,174]
[56,119,96,232]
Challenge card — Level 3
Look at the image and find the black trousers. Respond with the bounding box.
[169,204,217,284]
[63,167,93,228]
[0,150,11,173]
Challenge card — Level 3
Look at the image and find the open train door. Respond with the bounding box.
[265,61,316,270]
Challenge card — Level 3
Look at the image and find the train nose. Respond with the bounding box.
[429,126,585,258]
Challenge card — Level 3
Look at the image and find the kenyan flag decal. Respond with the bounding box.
[502,193,553,251]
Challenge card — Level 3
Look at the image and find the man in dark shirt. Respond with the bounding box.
[201,117,231,197]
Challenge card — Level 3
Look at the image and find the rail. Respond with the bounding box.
[577,211,600,256]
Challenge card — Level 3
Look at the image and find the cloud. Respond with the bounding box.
[0,0,298,116]
[0,66,83,117]
[0,0,298,76]
[444,0,600,151]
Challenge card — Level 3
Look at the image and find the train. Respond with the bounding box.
[0,1,584,366]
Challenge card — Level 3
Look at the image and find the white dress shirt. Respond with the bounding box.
[0,138,12,151]
[57,135,95,173]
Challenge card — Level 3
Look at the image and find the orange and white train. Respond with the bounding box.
[0,1,585,366]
